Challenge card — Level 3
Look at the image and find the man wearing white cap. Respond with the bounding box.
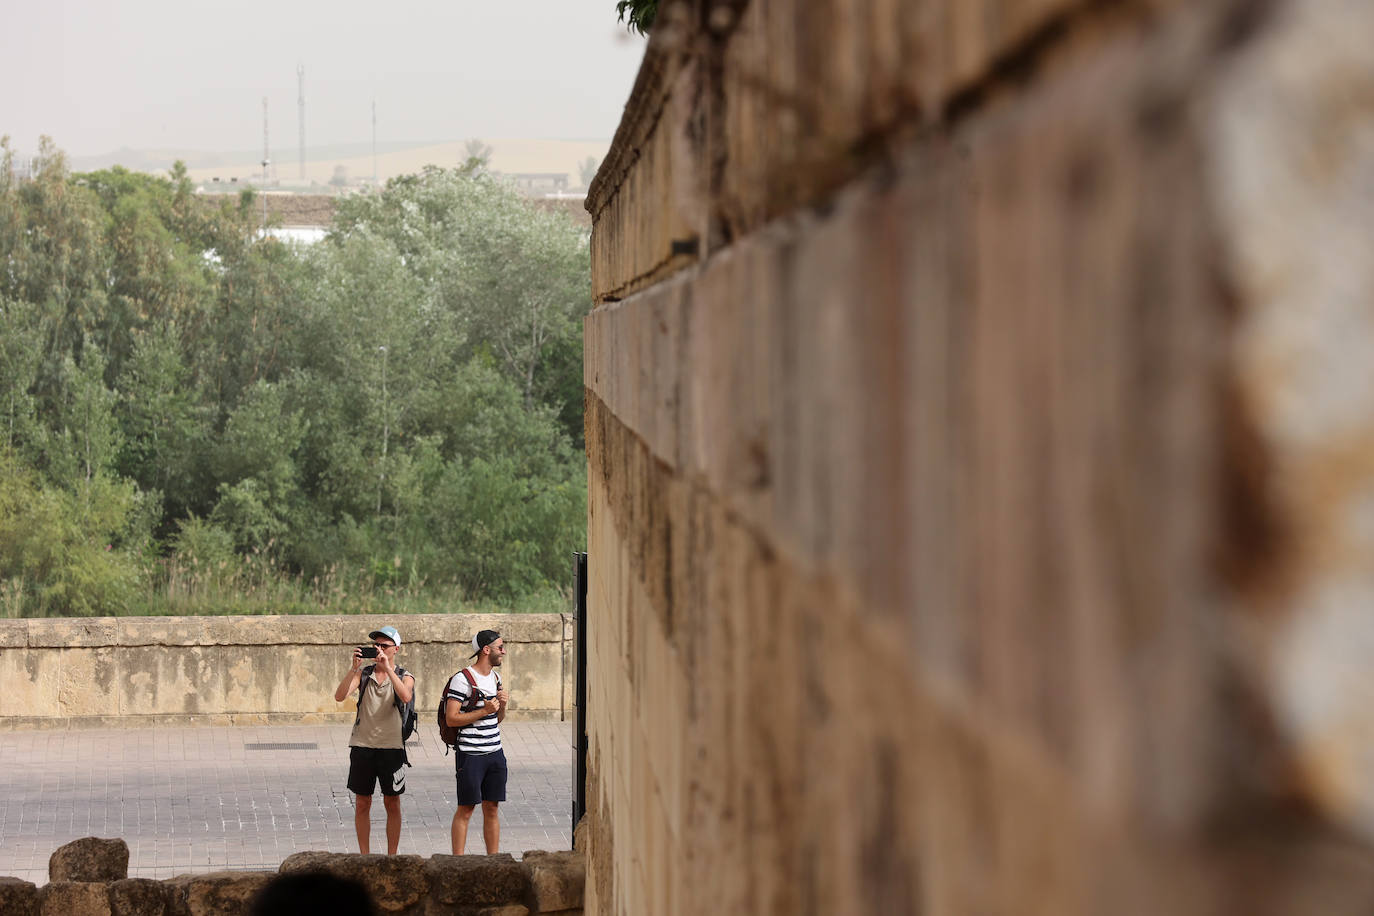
[334,625,415,854]
[444,628,509,854]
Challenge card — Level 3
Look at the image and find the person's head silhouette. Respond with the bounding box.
[250,871,377,916]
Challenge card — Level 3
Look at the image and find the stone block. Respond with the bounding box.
[0,621,26,648]
[164,871,273,916]
[267,645,339,715]
[506,643,560,713]
[521,850,585,913]
[3,649,59,718]
[57,649,120,718]
[38,882,110,916]
[27,619,116,648]
[425,854,532,909]
[110,617,205,647]
[49,837,129,882]
[278,852,429,913]
[109,878,180,916]
[200,615,302,647]
[0,877,39,916]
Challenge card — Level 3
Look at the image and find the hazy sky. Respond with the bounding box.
[2,0,647,156]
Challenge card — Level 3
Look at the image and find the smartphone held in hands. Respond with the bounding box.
[359,646,379,658]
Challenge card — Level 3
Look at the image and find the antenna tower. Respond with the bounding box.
[261,97,271,183]
[297,64,306,180]
[372,99,378,185]
[261,97,270,229]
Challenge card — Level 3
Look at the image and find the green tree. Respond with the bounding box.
[0,450,144,616]
[616,0,657,35]
[115,325,215,522]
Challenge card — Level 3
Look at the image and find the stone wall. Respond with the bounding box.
[0,615,571,728]
[582,0,1374,914]
[0,837,586,915]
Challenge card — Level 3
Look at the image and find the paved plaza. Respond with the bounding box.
[0,721,574,885]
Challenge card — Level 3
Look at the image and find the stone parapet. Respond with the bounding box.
[0,838,586,916]
[0,614,571,729]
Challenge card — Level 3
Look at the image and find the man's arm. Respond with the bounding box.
[375,652,413,704]
[334,650,363,703]
[445,696,498,727]
[495,685,509,724]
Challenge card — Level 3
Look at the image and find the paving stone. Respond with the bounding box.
[0,723,573,884]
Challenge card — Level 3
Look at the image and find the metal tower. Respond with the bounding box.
[372,98,378,185]
[297,64,306,180]
[260,97,270,230]
[261,96,271,183]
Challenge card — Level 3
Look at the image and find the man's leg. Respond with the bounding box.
[481,800,500,854]
[354,794,373,854]
[451,805,476,855]
[382,795,402,855]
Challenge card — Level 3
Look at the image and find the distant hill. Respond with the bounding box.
[72,139,609,190]
[68,141,427,174]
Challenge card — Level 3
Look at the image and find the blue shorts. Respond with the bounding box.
[454,749,507,806]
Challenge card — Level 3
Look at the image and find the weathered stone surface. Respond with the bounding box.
[0,622,26,649]
[56,649,121,718]
[109,878,181,916]
[279,852,428,913]
[49,838,129,883]
[38,882,110,916]
[425,855,532,909]
[584,0,1374,915]
[521,851,585,913]
[0,614,569,728]
[0,877,39,916]
[1208,0,1374,844]
[572,816,589,856]
[26,619,116,648]
[110,618,206,648]
[165,871,273,916]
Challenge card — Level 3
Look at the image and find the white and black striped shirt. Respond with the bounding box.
[444,667,502,754]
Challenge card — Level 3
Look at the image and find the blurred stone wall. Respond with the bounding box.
[0,614,571,728]
[581,0,1374,913]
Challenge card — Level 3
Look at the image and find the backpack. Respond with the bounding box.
[356,665,418,754]
[437,667,501,753]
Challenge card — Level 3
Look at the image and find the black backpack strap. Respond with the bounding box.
[353,664,377,725]
[392,665,410,715]
[394,665,413,767]
[461,667,481,711]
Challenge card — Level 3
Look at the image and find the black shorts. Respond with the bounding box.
[347,746,407,797]
[454,749,507,806]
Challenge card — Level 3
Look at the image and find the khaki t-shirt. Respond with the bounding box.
[349,672,403,749]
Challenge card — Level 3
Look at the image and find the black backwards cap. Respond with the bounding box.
[470,629,501,658]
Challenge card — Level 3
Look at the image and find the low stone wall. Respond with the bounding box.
[0,837,586,915]
[0,614,572,729]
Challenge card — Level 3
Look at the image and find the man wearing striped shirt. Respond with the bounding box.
[444,629,510,854]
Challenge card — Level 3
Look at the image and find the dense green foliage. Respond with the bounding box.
[615,0,657,35]
[0,138,590,617]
